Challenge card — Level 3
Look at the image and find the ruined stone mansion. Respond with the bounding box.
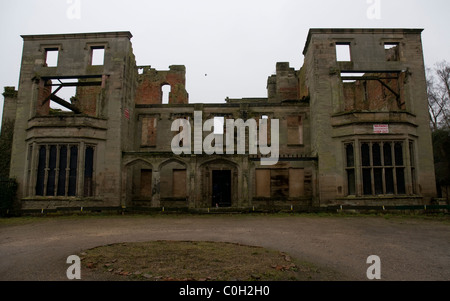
[1,28,437,211]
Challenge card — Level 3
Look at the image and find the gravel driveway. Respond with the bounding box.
[0,214,449,281]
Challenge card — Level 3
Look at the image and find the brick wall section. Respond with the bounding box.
[36,80,51,116]
[75,83,101,116]
[135,65,188,104]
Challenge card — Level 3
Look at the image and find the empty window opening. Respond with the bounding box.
[45,49,59,67]
[50,84,76,112]
[212,170,231,207]
[341,71,405,111]
[162,85,171,104]
[214,116,224,135]
[336,43,351,62]
[384,43,399,61]
[91,47,105,66]
[341,72,365,83]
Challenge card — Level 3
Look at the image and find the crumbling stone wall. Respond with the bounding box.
[135,65,188,105]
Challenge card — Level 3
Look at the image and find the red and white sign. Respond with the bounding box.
[373,124,389,134]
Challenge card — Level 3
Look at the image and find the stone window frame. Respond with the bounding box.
[40,44,63,67]
[380,38,403,62]
[85,42,109,66]
[344,139,416,197]
[335,41,353,62]
[32,142,96,198]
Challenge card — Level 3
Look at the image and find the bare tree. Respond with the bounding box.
[427,60,450,131]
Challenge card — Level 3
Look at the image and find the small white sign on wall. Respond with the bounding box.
[373,124,389,134]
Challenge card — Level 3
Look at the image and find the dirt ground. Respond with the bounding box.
[0,213,449,281]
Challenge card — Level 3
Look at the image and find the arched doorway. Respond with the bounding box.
[122,159,154,208]
[200,158,239,208]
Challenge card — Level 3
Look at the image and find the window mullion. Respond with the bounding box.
[65,144,71,196]
[381,142,386,195]
[54,145,61,197]
[370,142,375,196]
[43,145,50,196]
[392,142,398,195]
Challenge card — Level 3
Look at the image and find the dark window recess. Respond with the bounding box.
[347,170,356,195]
[35,144,80,197]
[361,143,370,166]
[84,147,94,197]
[359,141,408,196]
[372,143,381,166]
[68,146,78,196]
[346,144,354,167]
[35,146,46,196]
[374,168,383,195]
[395,142,403,165]
[383,142,392,166]
[396,168,406,194]
[46,146,57,196]
[363,169,372,195]
[57,146,67,196]
[345,143,356,195]
[385,168,395,194]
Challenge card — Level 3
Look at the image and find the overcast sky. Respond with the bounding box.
[1,0,449,122]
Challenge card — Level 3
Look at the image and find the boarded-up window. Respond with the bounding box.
[255,169,271,197]
[287,115,303,145]
[140,169,152,197]
[271,169,289,197]
[289,168,304,197]
[141,117,157,146]
[173,169,187,198]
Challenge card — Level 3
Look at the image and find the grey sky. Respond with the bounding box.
[1,0,449,122]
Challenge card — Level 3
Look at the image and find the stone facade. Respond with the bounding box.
[1,29,437,210]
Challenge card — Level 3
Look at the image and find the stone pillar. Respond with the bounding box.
[151,170,161,207]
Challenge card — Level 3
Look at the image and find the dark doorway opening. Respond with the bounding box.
[212,170,231,207]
